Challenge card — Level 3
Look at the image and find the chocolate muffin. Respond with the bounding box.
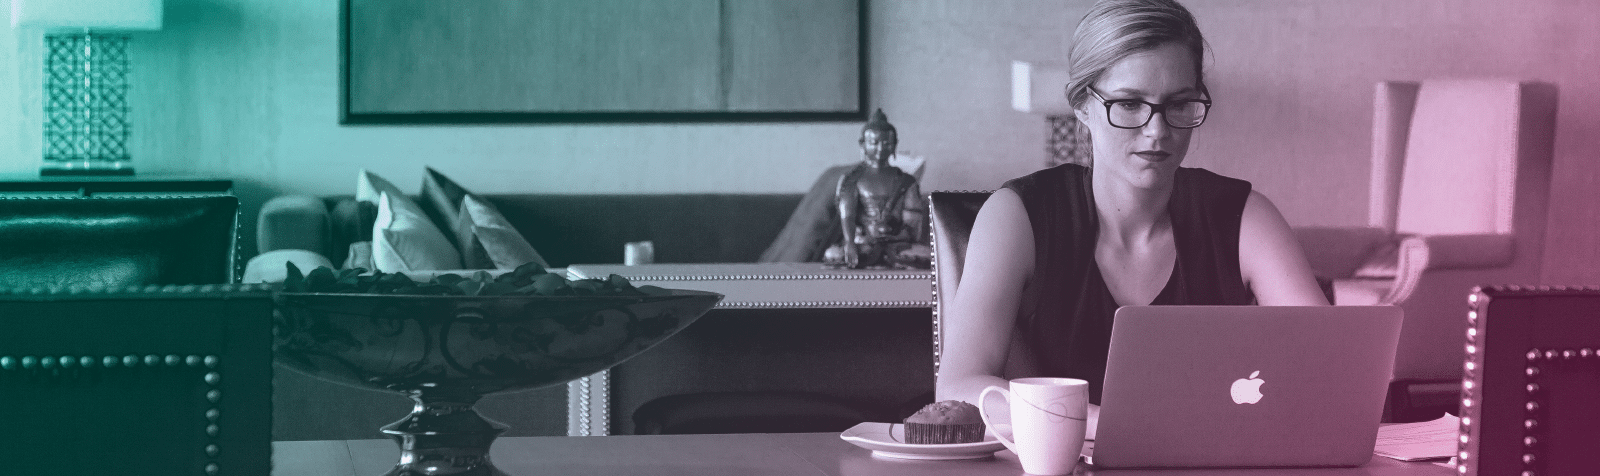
[903,400,986,444]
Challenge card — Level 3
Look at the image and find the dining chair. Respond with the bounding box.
[929,190,1041,384]
[929,191,987,379]
[1455,285,1600,476]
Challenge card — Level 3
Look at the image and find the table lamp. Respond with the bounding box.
[11,0,163,176]
[1012,60,1092,168]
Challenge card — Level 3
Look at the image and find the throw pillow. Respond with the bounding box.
[328,198,377,267]
[758,158,928,263]
[757,165,853,262]
[356,169,409,210]
[343,241,374,271]
[455,193,548,269]
[242,249,335,283]
[369,185,463,272]
[420,166,470,246]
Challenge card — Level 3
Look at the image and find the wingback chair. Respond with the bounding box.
[1294,80,1558,422]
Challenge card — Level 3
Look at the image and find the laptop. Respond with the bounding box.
[1090,305,1403,469]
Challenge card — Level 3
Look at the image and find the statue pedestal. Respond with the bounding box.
[566,262,931,309]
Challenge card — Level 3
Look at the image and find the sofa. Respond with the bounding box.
[256,191,822,440]
[257,193,808,270]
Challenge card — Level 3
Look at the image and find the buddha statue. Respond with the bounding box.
[824,109,931,269]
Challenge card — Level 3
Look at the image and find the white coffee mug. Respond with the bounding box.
[979,377,1089,475]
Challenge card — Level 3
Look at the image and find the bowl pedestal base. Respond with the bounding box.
[380,389,509,476]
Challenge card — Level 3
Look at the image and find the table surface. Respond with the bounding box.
[273,433,1455,476]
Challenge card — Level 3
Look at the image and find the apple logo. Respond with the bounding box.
[1230,370,1265,404]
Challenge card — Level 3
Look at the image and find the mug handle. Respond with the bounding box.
[978,385,1017,452]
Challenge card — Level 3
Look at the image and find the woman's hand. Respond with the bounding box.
[1086,404,1101,440]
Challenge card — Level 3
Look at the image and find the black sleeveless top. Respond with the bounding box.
[1002,164,1256,404]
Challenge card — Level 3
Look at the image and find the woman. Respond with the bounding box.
[936,0,1327,436]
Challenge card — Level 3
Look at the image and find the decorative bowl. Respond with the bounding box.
[272,289,722,476]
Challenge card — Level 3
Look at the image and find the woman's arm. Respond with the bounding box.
[1238,190,1330,306]
[935,189,1037,405]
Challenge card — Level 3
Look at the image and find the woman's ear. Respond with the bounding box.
[1074,102,1091,124]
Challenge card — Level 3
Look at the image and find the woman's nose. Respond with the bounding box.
[1142,111,1172,137]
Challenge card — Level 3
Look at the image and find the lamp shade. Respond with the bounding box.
[1012,60,1073,114]
[11,0,163,30]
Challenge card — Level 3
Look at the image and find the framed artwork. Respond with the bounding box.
[341,0,867,124]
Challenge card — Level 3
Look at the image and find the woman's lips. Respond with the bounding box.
[1134,151,1171,162]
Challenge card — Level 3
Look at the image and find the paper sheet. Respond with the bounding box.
[1373,413,1460,461]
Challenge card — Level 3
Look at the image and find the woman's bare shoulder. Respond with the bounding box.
[980,188,1027,219]
[966,188,1035,275]
[1238,189,1329,305]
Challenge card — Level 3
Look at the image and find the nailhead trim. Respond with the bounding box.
[617,272,931,282]
[577,375,592,436]
[1517,344,1597,476]
[1460,285,1600,476]
[0,283,274,296]
[716,300,932,310]
[1,353,224,474]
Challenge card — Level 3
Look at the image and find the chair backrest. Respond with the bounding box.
[929,191,989,378]
[0,196,241,288]
[931,191,1044,382]
[1458,285,1600,476]
[1379,80,1555,240]
[0,285,275,475]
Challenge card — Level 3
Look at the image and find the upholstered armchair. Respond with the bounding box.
[0,195,242,287]
[0,285,275,475]
[1294,80,1558,422]
[0,195,262,473]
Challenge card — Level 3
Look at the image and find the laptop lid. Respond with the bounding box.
[1091,305,1403,469]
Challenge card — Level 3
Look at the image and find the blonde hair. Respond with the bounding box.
[1065,0,1209,109]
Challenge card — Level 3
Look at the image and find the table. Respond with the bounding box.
[272,432,1455,476]
[564,263,936,435]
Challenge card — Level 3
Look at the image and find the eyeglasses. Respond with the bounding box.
[1086,87,1211,129]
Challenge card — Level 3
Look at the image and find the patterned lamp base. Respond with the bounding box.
[41,32,134,176]
[1046,115,1093,168]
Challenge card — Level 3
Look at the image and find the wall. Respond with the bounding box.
[3,0,1596,282]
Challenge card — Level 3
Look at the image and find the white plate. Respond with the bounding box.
[839,422,1006,460]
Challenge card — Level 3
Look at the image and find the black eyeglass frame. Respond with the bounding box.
[1085,87,1212,129]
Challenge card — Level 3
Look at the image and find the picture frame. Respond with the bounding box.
[340,0,868,124]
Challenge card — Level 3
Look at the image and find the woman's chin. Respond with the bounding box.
[1123,165,1177,189]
